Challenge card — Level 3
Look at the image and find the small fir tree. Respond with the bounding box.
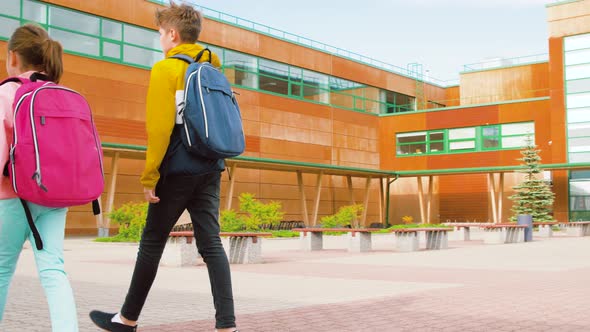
[509,136,555,222]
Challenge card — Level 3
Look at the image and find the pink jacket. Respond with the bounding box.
[0,71,36,199]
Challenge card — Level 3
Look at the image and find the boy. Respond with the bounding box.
[90,2,238,331]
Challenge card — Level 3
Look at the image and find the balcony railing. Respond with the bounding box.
[462,53,549,73]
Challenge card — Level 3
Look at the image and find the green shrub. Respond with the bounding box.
[321,204,364,229]
[220,193,285,232]
[220,209,245,232]
[96,202,148,243]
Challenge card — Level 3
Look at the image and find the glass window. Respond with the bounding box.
[223,50,257,88]
[23,0,47,24]
[502,122,534,136]
[0,16,20,39]
[123,25,159,49]
[571,170,590,180]
[483,126,499,137]
[259,59,288,77]
[566,78,590,94]
[331,92,354,109]
[566,63,590,80]
[49,28,99,56]
[259,59,289,95]
[302,69,328,86]
[570,152,590,163]
[429,141,444,152]
[483,137,500,148]
[123,44,162,67]
[397,143,426,155]
[450,141,475,150]
[568,107,590,123]
[449,127,475,140]
[1,0,21,18]
[565,33,590,52]
[224,50,256,70]
[102,42,121,59]
[569,137,590,152]
[429,132,444,141]
[567,92,590,108]
[102,19,122,41]
[49,7,99,35]
[568,122,590,138]
[565,48,590,66]
[502,136,529,148]
[397,132,428,154]
[398,132,426,143]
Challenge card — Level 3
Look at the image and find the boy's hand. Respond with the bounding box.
[144,187,160,204]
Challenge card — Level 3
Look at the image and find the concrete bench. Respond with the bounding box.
[389,228,450,252]
[163,231,272,266]
[481,224,526,244]
[533,222,560,238]
[292,228,381,253]
[443,223,494,241]
[559,222,590,237]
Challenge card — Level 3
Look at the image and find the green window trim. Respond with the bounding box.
[396,122,535,157]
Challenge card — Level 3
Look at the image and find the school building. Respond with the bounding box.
[1,0,589,235]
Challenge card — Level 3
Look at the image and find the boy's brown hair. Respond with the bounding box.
[8,24,63,83]
[155,1,203,43]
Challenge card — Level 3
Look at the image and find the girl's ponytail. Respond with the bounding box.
[42,39,64,83]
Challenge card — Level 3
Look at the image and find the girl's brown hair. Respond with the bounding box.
[8,24,63,83]
[155,1,203,43]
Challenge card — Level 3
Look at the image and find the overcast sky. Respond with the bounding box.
[186,0,549,81]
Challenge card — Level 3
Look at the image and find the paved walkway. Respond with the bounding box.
[2,232,590,331]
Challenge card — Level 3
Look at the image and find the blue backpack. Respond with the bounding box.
[171,49,245,159]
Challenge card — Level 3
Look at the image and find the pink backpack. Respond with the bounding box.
[1,73,104,249]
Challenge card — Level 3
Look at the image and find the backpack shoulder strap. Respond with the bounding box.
[170,54,196,65]
[195,48,212,63]
[0,77,25,87]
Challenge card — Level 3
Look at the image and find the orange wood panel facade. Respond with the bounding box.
[0,0,580,232]
[460,63,550,105]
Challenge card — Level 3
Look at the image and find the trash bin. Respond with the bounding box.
[517,214,533,242]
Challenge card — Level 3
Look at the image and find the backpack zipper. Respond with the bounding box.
[182,64,211,146]
[11,91,34,193]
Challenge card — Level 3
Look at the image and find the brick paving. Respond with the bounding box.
[2,234,590,331]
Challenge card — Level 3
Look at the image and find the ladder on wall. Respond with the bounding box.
[407,63,426,110]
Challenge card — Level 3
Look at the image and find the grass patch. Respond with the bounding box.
[94,237,138,243]
[269,230,299,238]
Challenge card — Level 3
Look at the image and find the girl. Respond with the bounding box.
[0,24,78,332]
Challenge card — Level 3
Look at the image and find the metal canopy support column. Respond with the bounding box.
[225,164,238,211]
[311,172,323,226]
[297,171,310,226]
[101,152,120,237]
[361,177,371,227]
[498,173,505,223]
[347,175,356,205]
[489,173,498,224]
[418,176,426,224]
[378,177,385,225]
[426,175,434,224]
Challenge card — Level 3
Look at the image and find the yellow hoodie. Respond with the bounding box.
[140,44,221,189]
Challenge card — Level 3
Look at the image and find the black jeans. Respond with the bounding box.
[120,172,236,329]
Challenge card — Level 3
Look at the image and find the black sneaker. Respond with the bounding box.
[89,310,137,332]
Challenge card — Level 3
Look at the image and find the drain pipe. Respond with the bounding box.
[384,175,399,228]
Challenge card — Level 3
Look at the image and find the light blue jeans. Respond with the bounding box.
[0,198,78,332]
